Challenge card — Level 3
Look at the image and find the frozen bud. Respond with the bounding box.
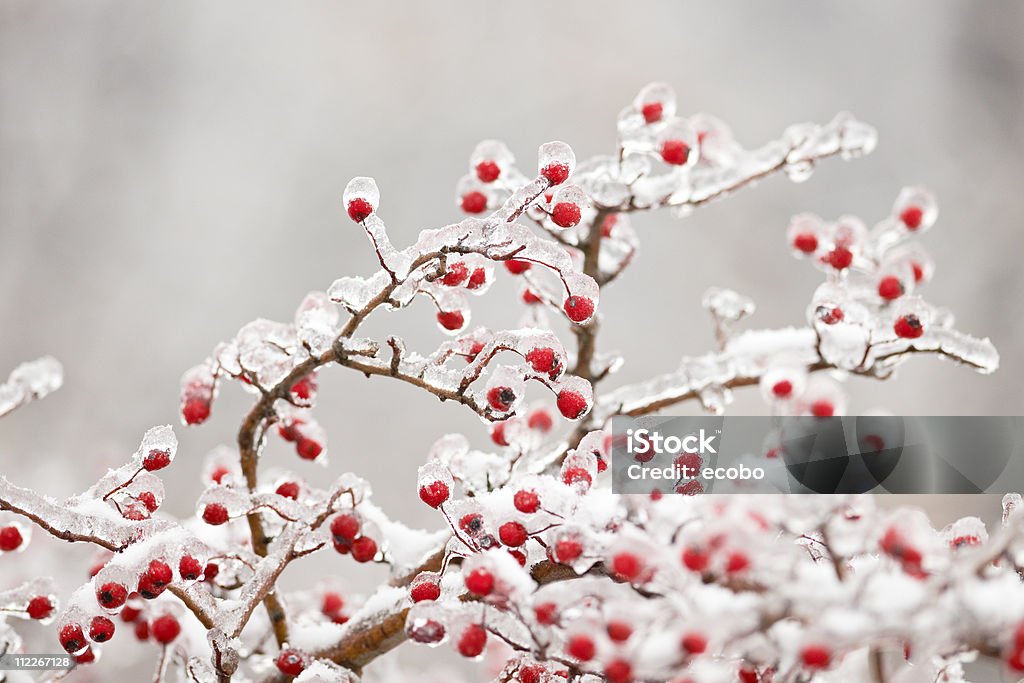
[892,186,937,233]
[538,141,576,185]
[343,177,380,223]
[471,139,514,184]
[787,213,825,257]
[891,296,930,340]
[549,184,588,229]
[633,82,677,124]
[657,119,699,167]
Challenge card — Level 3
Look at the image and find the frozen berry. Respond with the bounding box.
[826,246,853,270]
[182,398,210,425]
[611,551,643,582]
[487,386,517,412]
[801,644,832,670]
[145,560,173,588]
[525,347,558,375]
[607,620,633,642]
[641,102,663,123]
[331,513,360,542]
[556,390,588,420]
[275,481,301,500]
[441,261,469,287]
[499,521,528,547]
[878,276,904,301]
[605,659,632,683]
[894,314,924,339]
[96,582,128,609]
[490,422,509,446]
[351,536,378,563]
[681,546,710,572]
[534,602,557,625]
[410,581,441,603]
[26,595,53,620]
[419,480,450,509]
[563,295,595,323]
[567,634,596,661]
[523,289,542,304]
[810,400,835,418]
[202,503,230,525]
[726,551,750,573]
[151,614,181,644]
[276,648,305,676]
[467,267,487,289]
[541,163,570,185]
[551,202,581,228]
[554,538,583,564]
[296,438,323,460]
[464,567,495,596]
[771,380,793,399]
[142,448,171,471]
[137,574,166,600]
[513,489,540,514]
[437,310,465,331]
[458,624,488,657]
[900,206,923,230]
[179,556,203,581]
[661,139,690,165]
[210,465,231,483]
[89,616,115,643]
[347,197,374,222]
[793,233,818,254]
[137,491,159,513]
[75,647,96,664]
[562,467,592,487]
[476,160,501,183]
[0,525,24,551]
[291,376,315,400]
[681,631,707,654]
[461,191,487,214]
[459,513,484,536]
[59,623,86,654]
[817,305,844,325]
[408,619,446,644]
[133,620,149,641]
[505,259,531,275]
[527,409,553,433]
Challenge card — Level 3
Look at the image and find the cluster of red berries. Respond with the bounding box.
[329,512,378,563]
[680,542,751,577]
[277,417,325,461]
[438,260,488,290]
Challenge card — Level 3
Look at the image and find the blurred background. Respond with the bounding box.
[1,1,1022,680]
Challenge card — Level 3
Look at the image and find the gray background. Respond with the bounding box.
[1,2,1022,680]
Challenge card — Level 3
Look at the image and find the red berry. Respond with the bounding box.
[499,521,529,547]
[202,503,230,525]
[505,259,531,275]
[520,664,545,683]
[142,448,171,471]
[408,619,446,644]
[818,305,844,325]
[661,139,691,165]
[75,647,96,664]
[641,102,663,123]
[878,276,904,300]
[771,380,793,398]
[911,262,925,282]
[441,261,469,287]
[179,555,203,581]
[514,489,540,514]
[467,267,487,289]
[826,246,853,270]
[26,596,53,620]
[605,659,633,683]
[567,634,596,661]
[276,648,305,676]
[296,438,323,460]
[562,467,592,487]
[0,525,23,551]
[458,624,488,657]
[351,536,378,563]
[527,409,553,433]
[556,390,588,420]
[59,623,86,654]
[97,582,128,609]
[900,206,923,230]
[894,314,924,339]
[411,581,441,603]
[563,295,595,323]
[525,347,558,375]
[738,666,760,683]
[151,614,181,644]
[726,551,750,574]
[331,513,361,542]
[210,465,231,483]
[459,513,484,536]
[321,591,344,616]
[554,538,583,564]
[133,619,150,641]
[291,376,315,400]
[490,422,509,446]
[541,163,570,185]
[137,491,159,513]
[682,546,710,572]
[461,191,488,214]
[801,644,832,670]
[347,197,374,222]
[464,567,495,596]
[182,398,211,425]
[793,233,818,254]
[437,310,466,331]
[534,602,557,625]
[88,616,115,643]
[606,620,633,642]
[487,386,517,412]
[551,202,581,228]
[681,632,707,654]
[120,605,142,623]
[611,551,643,582]
[810,400,834,418]
[137,574,166,600]
[145,560,173,588]
[419,480,450,509]
[276,481,300,500]
[204,562,219,582]
[476,160,501,183]
[523,289,542,304]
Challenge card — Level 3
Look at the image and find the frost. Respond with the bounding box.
[0,356,63,418]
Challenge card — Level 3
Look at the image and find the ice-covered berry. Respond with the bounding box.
[556,390,588,420]
[419,480,450,509]
[89,616,115,643]
[202,503,230,525]
[151,615,181,644]
[563,295,595,323]
[461,191,488,214]
[276,648,305,676]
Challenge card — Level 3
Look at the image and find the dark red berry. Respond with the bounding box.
[459,513,484,536]
[26,596,53,620]
[818,306,844,325]
[0,525,23,551]
[437,310,466,331]
[151,614,181,644]
[464,567,495,596]
[801,644,832,669]
[137,574,166,600]
[878,276,904,300]
[810,400,835,418]
[120,605,142,623]
[202,503,230,525]
[527,409,553,433]
[499,521,528,547]
[562,467,592,487]
[490,422,509,446]
[607,620,633,642]
[351,536,378,563]
[567,634,595,661]
[296,438,323,460]
[441,261,469,287]
[541,163,570,185]
[554,538,583,563]
[467,267,487,289]
[133,619,150,641]
[513,489,540,514]
[97,582,128,609]
[142,448,171,471]
[179,555,203,581]
[556,390,588,419]
[726,551,750,573]
[276,481,301,500]
[331,513,361,542]
[772,380,793,398]
[563,295,595,323]
[89,616,115,643]
[75,647,96,664]
[900,206,923,230]
[458,624,488,657]
[419,480,450,509]
[793,233,818,254]
[461,191,488,214]
[534,602,557,625]
[641,102,663,123]
[59,623,86,654]
[504,259,531,275]
[487,386,517,412]
[182,398,210,425]
[681,631,707,654]
[276,648,305,676]
[210,465,231,483]
[137,491,159,513]
[826,246,853,270]
[605,659,632,683]
[476,160,501,183]
[661,139,690,165]
[291,376,315,400]
[408,619,446,644]
[551,202,581,228]
[682,546,710,572]
[411,581,441,603]
[525,347,557,375]
[145,560,173,588]
[347,198,374,222]
[894,314,924,339]
[522,289,542,304]
[611,551,643,582]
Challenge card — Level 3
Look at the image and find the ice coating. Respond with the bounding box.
[0,356,63,418]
